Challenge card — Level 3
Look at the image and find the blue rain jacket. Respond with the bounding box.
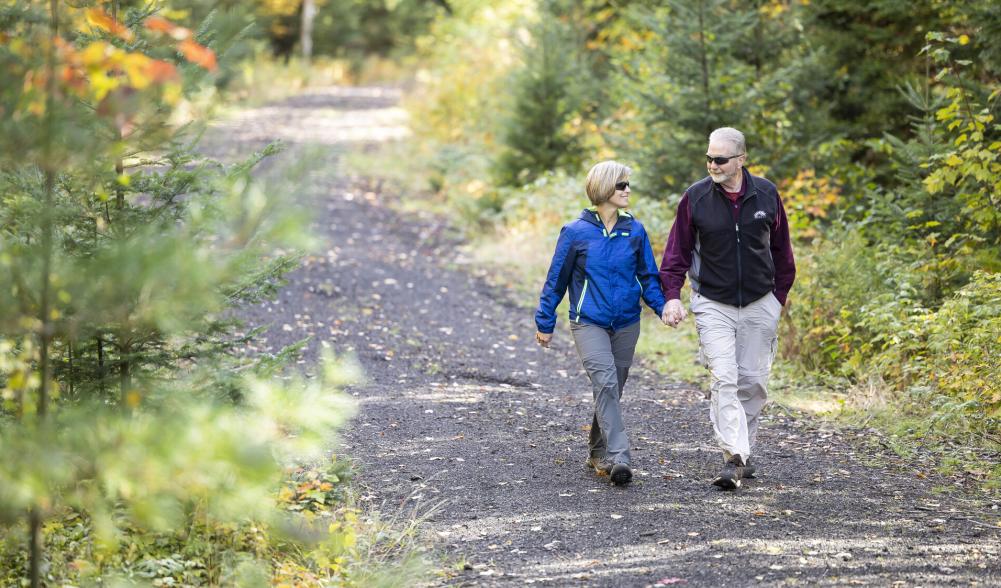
[535,208,666,333]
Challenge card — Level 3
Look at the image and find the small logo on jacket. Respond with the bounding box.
[754,210,767,220]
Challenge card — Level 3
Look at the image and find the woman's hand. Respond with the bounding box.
[535,331,553,348]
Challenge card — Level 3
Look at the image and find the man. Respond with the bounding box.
[659,127,795,490]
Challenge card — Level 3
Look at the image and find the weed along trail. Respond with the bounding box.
[218,88,1000,586]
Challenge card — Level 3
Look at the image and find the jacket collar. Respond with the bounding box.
[580,207,634,231]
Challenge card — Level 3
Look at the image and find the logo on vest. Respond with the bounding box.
[754,210,767,220]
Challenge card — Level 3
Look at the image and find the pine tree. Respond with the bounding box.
[0,4,347,582]
[493,0,585,187]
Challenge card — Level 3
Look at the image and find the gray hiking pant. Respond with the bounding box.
[569,320,641,466]
[691,291,782,463]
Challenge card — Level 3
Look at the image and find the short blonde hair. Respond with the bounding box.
[585,160,631,205]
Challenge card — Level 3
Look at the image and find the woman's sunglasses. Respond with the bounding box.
[706,154,743,165]
[615,181,630,191]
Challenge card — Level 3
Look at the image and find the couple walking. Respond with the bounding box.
[534,127,796,490]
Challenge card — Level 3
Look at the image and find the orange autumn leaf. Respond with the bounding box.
[145,16,175,33]
[85,8,133,41]
[178,39,217,71]
[146,16,190,41]
[60,65,88,94]
[147,59,179,83]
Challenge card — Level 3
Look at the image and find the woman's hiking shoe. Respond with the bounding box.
[712,455,744,490]
[743,458,756,479]
[585,456,613,475]
[610,463,633,485]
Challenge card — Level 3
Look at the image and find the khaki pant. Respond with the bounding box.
[569,321,640,466]
[691,292,782,463]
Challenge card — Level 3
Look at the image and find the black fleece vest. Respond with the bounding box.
[687,172,779,307]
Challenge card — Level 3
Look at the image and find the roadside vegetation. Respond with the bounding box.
[0,1,438,585]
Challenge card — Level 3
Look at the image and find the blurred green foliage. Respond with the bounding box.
[0,2,428,585]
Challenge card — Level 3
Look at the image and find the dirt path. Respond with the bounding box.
[214,87,1000,586]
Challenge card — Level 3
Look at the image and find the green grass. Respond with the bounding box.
[634,312,707,387]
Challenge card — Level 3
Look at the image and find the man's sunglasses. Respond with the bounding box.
[706,154,743,165]
[615,181,630,191]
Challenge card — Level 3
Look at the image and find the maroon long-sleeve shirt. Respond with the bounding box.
[659,180,796,306]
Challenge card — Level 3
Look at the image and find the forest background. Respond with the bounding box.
[0,0,998,585]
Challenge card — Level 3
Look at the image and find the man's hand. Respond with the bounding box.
[535,331,553,348]
[663,299,687,328]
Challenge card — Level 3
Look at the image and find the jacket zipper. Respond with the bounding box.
[733,187,757,308]
[735,222,742,307]
[575,278,589,323]
[592,212,626,327]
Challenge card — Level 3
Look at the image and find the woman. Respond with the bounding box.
[534,160,667,485]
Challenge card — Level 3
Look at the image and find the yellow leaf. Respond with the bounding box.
[122,53,153,90]
[88,71,119,101]
[958,34,970,46]
[162,82,182,105]
[81,42,110,67]
[85,8,134,41]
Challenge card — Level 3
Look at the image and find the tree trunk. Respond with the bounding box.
[29,509,42,588]
[113,0,124,212]
[67,340,74,399]
[120,340,131,408]
[697,3,711,134]
[33,0,59,582]
[97,336,105,395]
[301,0,317,62]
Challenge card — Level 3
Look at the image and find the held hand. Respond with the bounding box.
[535,331,552,348]
[665,299,686,327]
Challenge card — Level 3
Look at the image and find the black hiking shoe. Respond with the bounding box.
[610,463,633,485]
[743,458,756,479]
[585,456,613,475]
[712,455,744,490]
